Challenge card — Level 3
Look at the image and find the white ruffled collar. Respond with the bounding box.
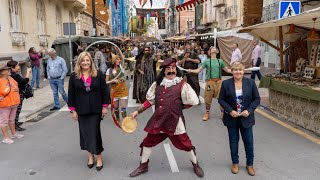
[160,77,183,88]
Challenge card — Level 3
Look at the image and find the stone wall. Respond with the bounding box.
[269,89,320,135]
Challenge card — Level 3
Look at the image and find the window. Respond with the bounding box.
[56,6,62,37]
[8,0,22,31]
[84,30,89,36]
[36,0,46,35]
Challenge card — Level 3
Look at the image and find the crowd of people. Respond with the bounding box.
[0,38,262,177]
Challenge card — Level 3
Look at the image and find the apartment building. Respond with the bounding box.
[0,0,86,61]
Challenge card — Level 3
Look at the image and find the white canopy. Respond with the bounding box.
[239,7,320,41]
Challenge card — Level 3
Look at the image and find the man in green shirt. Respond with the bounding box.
[188,47,231,121]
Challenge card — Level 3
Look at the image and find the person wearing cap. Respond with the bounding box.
[188,47,231,121]
[129,58,204,178]
[0,63,24,144]
[106,54,128,122]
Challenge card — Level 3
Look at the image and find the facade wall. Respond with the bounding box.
[77,12,107,37]
[175,0,195,35]
[0,0,85,61]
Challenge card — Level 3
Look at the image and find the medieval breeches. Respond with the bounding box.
[141,133,194,151]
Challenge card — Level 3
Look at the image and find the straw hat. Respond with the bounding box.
[121,116,137,133]
[111,53,120,64]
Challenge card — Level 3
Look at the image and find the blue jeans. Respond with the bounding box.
[49,79,68,108]
[227,122,254,166]
[31,66,40,88]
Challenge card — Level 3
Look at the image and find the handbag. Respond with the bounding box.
[21,84,34,99]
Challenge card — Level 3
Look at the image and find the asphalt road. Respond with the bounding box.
[1,82,320,180]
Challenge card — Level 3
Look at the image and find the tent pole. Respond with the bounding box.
[259,36,280,51]
[279,26,284,73]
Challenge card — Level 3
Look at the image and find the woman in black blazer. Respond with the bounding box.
[218,62,260,176]
[68,52,111,171]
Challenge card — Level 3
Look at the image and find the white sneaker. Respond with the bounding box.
[2,138,14,144]
[11,133,24,139]
[43,78,47,82]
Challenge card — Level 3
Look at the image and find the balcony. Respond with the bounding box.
[63,0,86,11]
[38,35,50,46]
[225,6,237,21]
[10,32,28,46]
[261,2,279,22]
[213,0,226,8]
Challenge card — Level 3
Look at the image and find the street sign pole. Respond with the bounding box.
[68,22,73,72]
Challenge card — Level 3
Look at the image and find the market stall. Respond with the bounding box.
[239,7,320,134]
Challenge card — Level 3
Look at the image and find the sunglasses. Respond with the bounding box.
[84,82,91,92]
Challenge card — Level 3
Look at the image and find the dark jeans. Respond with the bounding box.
[227,122,254,166]
[251,58,262,80]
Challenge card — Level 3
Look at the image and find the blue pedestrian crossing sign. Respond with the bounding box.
[279,1,301,19]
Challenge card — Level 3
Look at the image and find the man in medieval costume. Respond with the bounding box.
[132,47,156,103]
[129,58,204,178]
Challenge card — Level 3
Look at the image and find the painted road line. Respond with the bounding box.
[128,82,141,108]
[164,143,180,173]
[59,105,69,112]
[256,109,320,145]
[150,102,179,173]
[199,81,206,89]
[199,96,205,104]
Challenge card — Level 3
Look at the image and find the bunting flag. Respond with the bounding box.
[139,0,142,5]
[142,0,147,8]
[150,0,153,7]
[175,0,207,12]
[112,0,118,9]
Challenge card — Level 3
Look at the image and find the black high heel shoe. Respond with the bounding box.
[87,157,94,169]
[96,161,103,171]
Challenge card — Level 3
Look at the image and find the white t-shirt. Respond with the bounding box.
[236,89,243,115]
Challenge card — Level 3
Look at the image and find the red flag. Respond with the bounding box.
[139,0,142,5]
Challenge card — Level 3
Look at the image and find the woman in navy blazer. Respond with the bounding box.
[218,62,260,176]
[68,52,111,171]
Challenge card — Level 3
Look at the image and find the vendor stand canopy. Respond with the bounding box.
[239,7,320,41]
[239,7,320,72]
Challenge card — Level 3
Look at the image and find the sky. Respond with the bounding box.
[131,0,167,9]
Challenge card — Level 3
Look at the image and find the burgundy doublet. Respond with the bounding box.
[144,80,185,135]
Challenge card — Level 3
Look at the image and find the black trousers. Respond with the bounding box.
[78,113,104,155]
[15,93,25,125]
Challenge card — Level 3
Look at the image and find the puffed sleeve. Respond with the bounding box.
[145,82,157,105]
[181,82,199,106]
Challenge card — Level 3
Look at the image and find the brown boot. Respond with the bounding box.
[191,161,204,177]
[202,112,209,121]
[246,166,255,176]
[129,160,149,177]
[231,164,239,174]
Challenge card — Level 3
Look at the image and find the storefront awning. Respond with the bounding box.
[238,7,320,41]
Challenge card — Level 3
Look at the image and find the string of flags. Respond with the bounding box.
[103,0,206,10]
[175,0,207,12]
